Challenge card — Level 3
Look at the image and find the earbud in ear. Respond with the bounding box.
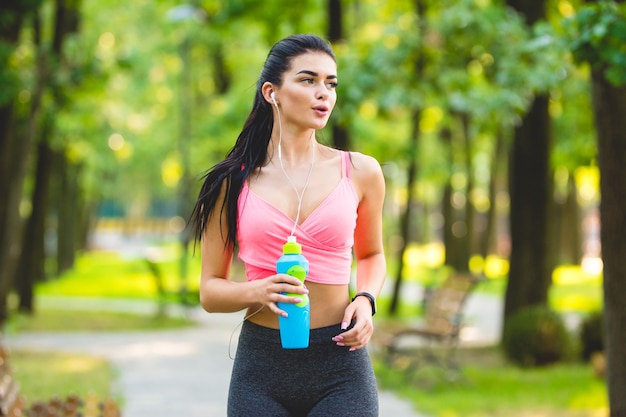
[270,92,277,105]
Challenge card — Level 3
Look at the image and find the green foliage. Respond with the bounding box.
[566,1,626,86]
[579,311,604,361]
[502,305,571,367]
[5,0,597,225]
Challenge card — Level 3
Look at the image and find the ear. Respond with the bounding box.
[261,82,276,105]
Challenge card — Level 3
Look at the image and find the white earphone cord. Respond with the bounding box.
[228,96,316,360]
[274,97,316,237]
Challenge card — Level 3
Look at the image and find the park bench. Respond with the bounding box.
[0,344,121,417]
[379,272,481,380]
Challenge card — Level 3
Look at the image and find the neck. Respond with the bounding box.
[271,129,316,167]
[277,131,317,235]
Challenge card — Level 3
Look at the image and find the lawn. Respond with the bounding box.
[39,244,202,300]
[373,346,608,417]
[375,244,606,416]
[11,350,119,406]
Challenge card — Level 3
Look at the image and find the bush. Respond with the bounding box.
[502,305,570,367]
[579,311,604,361]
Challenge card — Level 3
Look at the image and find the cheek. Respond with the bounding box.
[330,94,338,110]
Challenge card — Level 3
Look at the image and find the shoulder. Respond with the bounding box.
[348,151,383,179]
[346,151,385,200]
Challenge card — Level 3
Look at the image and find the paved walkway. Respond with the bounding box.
[7,295,470,417]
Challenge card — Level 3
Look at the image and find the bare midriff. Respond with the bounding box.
[246,282,350,329]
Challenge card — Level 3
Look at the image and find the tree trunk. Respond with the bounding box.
[461,112,473,272]
[504,94,554,320]
[13,0,80,313]
[555,175,582,265]
[590,69,626,416]
[389,108,421,315]
[441,126,463,271]
[56,151,80,275]
[503,0,554,324]
[442,182,462,269]
[0,7,22,321]
[0,6,47,323]
[212,42,231,94]
[327,0,350,150]
[16,137,55,313]
[480,129,506,261]
[389,0,427,315]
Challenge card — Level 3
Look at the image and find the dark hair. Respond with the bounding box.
[190,34,336,245]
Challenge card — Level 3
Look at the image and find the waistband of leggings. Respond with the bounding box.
[241,320,345,345]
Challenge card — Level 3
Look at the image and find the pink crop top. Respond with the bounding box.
[237,151,359,285]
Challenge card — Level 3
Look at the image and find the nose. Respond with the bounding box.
[316,85,330,100]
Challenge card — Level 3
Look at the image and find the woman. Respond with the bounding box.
[191,34,386,416]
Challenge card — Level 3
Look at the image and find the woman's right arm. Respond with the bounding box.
[199,181,308,315]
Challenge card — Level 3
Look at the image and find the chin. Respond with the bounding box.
[312,119,330,130]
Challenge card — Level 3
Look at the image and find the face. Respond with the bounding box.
[275,52,338,131]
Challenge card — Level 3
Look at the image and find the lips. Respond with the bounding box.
[313,105,329,116]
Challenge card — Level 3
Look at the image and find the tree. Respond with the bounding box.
[327,0,350,150]
[14,0,82,313]
[566,2,626,413]
[503,0,554,322]
[0,0,44,322]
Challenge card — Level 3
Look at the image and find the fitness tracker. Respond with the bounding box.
[352,292,377,316]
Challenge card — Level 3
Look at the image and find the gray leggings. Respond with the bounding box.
[228,320,379,417]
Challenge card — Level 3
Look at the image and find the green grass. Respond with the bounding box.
[374,347,608,417]
[38,247,201,300]
[11,349,119,405]
[5,308,194,333]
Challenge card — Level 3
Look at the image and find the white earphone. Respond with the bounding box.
[270,91,277,106]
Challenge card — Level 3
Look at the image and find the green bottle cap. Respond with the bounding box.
[283,235,302,255]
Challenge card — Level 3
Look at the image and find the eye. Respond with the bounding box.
[301,78,314,84]
[327,81,338,89]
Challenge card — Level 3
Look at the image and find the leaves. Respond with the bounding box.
[565,1,626,86]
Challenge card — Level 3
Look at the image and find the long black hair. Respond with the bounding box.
[190,34,336,246]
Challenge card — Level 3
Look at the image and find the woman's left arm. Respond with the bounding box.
[333,152,386,351]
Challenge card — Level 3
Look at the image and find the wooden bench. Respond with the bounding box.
[0,345,121,417]
[380,272,481,380]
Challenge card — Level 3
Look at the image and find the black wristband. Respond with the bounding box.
[352,292,377,316]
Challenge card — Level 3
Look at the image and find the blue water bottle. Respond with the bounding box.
[276,236,310,349]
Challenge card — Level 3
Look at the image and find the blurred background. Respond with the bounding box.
[1,0,625,415]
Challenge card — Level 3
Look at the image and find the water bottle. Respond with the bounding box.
[276,236,310,349]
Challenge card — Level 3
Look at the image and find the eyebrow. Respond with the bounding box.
[296,69,337,79]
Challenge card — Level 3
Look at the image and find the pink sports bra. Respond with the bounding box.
[237,151,358,285]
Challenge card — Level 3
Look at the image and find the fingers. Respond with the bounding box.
[332,303,374,351]
[332,320,372,351]
[257,274,309,316]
